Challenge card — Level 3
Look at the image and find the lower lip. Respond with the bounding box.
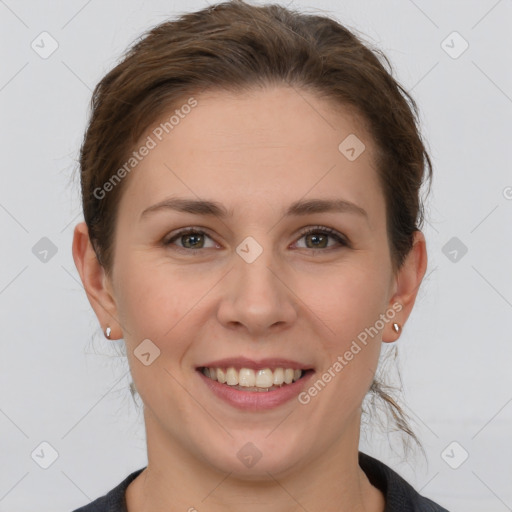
[197,370,314,410]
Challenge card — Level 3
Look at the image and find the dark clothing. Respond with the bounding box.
[72,451,450,511]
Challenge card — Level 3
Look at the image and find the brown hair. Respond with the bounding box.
[77,0,432,454]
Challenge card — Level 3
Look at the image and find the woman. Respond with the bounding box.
[71,1,449,510]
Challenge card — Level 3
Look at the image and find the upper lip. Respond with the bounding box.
[197,357,314,371]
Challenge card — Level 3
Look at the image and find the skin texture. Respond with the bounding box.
[72,85,427,512]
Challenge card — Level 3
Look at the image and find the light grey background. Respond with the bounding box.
[1,1,511,511]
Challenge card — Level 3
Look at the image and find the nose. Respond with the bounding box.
[216,245,298,337]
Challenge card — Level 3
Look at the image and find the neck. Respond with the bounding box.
[126,409,385,512]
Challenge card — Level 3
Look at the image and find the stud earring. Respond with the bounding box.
[392,322,401,333]
[105,326,112,339]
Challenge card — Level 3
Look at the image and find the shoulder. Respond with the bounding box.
[71,467,146,512]
[359,452,450,512]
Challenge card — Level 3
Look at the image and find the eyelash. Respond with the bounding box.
[163,225,350,254]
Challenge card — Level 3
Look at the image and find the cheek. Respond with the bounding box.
[314,262,389,343]
[115,261,198,408]
[307,259,389,402]
[114,256,195,346]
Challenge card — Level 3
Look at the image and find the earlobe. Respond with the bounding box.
[382,230,428,343]
[72,221,121,339]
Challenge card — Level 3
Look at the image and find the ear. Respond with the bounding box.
[72,221,121,339]
[382,230,428,343]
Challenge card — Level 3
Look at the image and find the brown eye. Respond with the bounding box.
[164,228,216,251]
[179,232,205,249]
[304,232,329,249]
[295,226,349,250]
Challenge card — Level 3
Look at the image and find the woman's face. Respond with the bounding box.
[80,85,425,477]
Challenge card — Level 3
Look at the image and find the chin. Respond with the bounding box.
[195,431,309,480]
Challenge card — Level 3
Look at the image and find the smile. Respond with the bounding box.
[200,366,305,391]
[196,362,315,410]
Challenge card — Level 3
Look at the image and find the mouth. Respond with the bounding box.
[195,358,315,410]
[197,366,314,392]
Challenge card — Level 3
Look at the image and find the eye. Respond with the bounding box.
[293,226,349,250]
[163,225,350,254]
[163,227,218,253]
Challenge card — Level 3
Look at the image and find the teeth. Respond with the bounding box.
[273,368,284,385]
[226,367,238,385]
[255,368,273,388]
[216,368,226,384]
[202,366,304,389]
[239,368,255,387]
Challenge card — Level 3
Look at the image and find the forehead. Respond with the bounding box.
[117,85,385,225]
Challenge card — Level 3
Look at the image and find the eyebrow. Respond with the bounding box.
[140,197,368,222]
